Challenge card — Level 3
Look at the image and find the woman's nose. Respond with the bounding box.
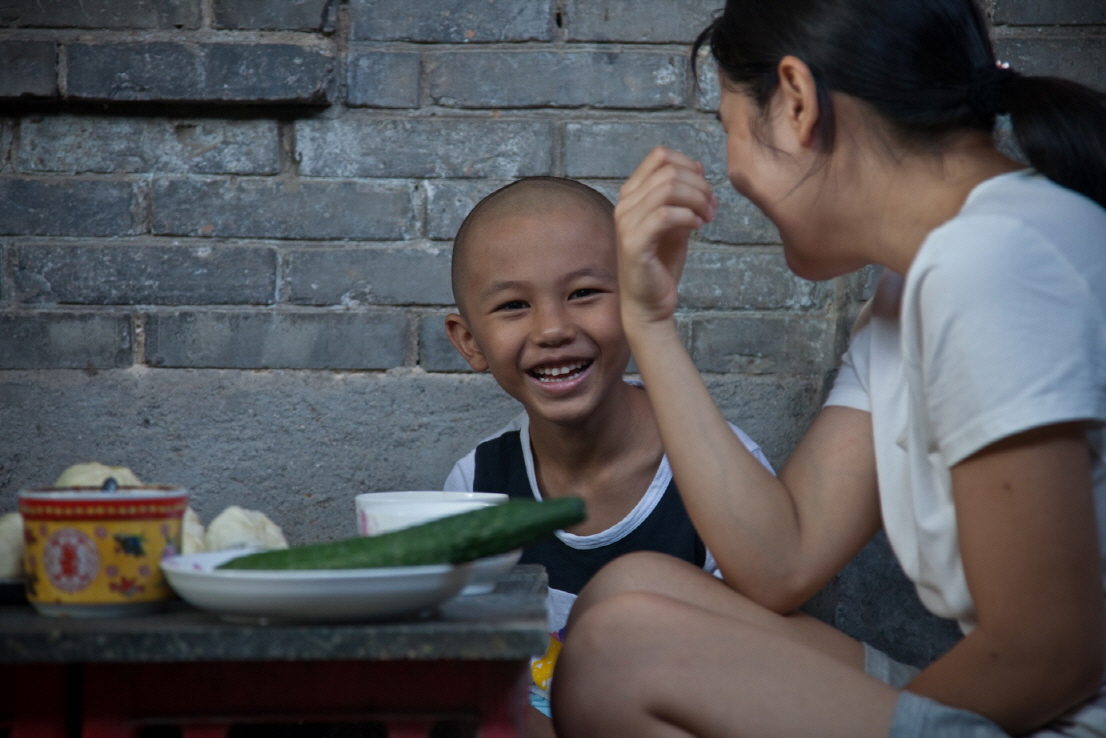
[532,305,575,346]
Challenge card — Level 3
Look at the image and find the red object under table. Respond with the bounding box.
[0,565,549,738]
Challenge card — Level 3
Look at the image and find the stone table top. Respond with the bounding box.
[0,564,549,664]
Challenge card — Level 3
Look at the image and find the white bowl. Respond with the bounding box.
[354,491,516,594]
[355,491,508,536]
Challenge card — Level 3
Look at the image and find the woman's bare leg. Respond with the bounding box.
[567,551,864,668]
[553,589,898,738]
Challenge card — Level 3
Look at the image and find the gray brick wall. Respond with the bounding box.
[0,0,1100,669]
[349,0,552,42]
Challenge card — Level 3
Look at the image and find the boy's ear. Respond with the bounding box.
[445,312,490,372]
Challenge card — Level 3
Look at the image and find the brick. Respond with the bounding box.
[419,312,473,372]
[994,0,1106,25]
[0,0,200,28]
[18,116,280,175]
[14,243,277,305]
[151,178,416,240]
[66,42,335,103]
[296,118,552,178]
[689,314,837,374]
[214,0,333,30]
[0,178,140,237]
[565,120,726,179]
[562,0,719,42]
[350,0,551,42]
[695,52,720,112]
[347,51,420,109]
[679,248,830,311]
[0,312,131,369]
[145,309,407,369]
[0,41,56,98]
[994,35,1106,91]
[1,120,12,169]
[425,179,515,241]
[428,50,686,109]
[698,185,780,244]
[286,245,453,306]
[0,242,7,304]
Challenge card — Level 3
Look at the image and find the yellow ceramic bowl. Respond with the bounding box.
[18,486,188,617]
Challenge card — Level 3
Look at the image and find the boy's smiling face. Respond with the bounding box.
[446,206,631,427]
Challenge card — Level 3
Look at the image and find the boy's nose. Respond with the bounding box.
[532,307,575,347]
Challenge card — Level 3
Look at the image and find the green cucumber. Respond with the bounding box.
[217,497,585,570]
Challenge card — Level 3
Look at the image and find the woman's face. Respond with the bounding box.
[717,82,855,281]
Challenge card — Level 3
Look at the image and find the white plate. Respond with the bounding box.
[161,550,473,622]
[462,549,522,595]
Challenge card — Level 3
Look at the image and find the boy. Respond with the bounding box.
[442,177,772,732]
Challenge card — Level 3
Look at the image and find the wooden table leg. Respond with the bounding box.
[8,664,68,738]
[476,662,529,738]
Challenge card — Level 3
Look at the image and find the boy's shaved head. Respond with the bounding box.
[451,177,615,315]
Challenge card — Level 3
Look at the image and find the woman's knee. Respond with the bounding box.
[567,551,699,632]
[554,591,682,732]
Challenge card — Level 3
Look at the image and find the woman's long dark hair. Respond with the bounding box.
[693,0,1106,209]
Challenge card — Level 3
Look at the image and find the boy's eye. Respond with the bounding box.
[569,288,601,300]
[495,300,528,312]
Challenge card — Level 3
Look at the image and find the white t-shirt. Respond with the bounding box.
[826,171,1106,634]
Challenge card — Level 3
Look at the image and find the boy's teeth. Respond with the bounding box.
[533,361,588,380]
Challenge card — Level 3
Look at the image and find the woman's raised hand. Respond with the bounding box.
[614,146,717,327]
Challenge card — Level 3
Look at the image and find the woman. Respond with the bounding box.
[551,0,1106,736]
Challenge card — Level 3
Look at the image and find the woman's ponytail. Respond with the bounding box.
[1002,75,1106,209]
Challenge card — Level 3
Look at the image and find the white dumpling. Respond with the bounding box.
[55,462,143,488]
[204,506,288,551]
[0,512,24,579]
[181,507,207,555]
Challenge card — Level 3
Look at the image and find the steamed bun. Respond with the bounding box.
[181,507,207,555]
[55,463,143,488]
[204,506,288,551]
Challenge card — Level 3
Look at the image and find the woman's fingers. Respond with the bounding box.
[620,147,714,217]
[615,147,716,325]
[621,146,706,198]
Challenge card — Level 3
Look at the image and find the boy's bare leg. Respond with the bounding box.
[566,551,865,669]
[553,589,899,738]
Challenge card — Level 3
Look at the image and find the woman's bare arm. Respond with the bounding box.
[906,423,1105,734]
[615,147,881,610]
